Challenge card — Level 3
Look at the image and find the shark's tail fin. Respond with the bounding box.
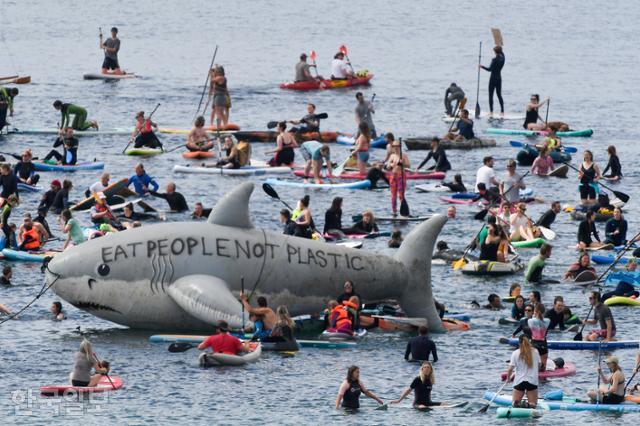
[394,214,447,332]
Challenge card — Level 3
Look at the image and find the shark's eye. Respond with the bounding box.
[97,264,110,276]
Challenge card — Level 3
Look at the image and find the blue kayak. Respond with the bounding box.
[484,391,640,413]
[336,134,386,149]
[34,161,105,172]
[264,178,371,190]
[148,334,356,349]
[605,271,640,287]
[451,187,534,200]
[17,183,41,192]
[503,337,639,350]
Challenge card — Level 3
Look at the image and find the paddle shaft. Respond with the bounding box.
[241,276,246,330]
[544,99,550,124]
[340,45,355,74]
[480,377,511,413]
[92,351,116,390]
[193,46,219,121]
[398,137,409,216]
[624,369,639,393]
[475,41,481,118]
[122,103,161,154]
[596,341,602,405]
[565,162,629,202]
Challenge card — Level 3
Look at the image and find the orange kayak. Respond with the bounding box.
[182,151,215,159]
[206,123,240,131]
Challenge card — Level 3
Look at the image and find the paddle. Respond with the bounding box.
[193,46,219,122]
[262,183,293,210]
[310,50,320,78]
[544,99,550,125]
[452,224,486,270]
[266,113,328,129]
[241,276,246,331]
[0,75,18,81]
[479,376,512,413]
[565,163,629,203]
[339,44,355,74]
[92,351,116,390]
[623,366,639,393]
[596,340,603,406]
[474,171,530,221]
[165,144,188,153]
[475,41,481,119]
[122,103,161,154]
[399,138,410,217]
[168,342,196,353]
[508,140,577,154]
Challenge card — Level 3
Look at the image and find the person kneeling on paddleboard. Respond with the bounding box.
[186,116,213,152]
[44,128,78,166]
[587,356,625,404]
[392,361,442,409]
[444,83,465,117]
[506,335,540,408]
[197,320,250,355]
[582,291,617,342]
[53,100,98,131]
[133,111,162,149]
[69,340,108,387]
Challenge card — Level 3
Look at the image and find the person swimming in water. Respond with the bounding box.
[391,361,443,409]
[335,365,385,410]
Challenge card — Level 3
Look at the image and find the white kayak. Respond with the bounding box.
[415,183,455,193]
[198,343,262,367]
[441,112,524,122]
[83,73,137,80]
[173,163,291,176]
[320,329,367,341]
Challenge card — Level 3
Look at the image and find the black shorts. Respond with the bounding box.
[531,339,548,356]
[579,183,596,200]
[601,393,624,404]
[102,57,120,70]
[71,379,89,387]
[513,381,538,391]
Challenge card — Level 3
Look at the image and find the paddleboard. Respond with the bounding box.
[485,391,640,413]
[500,362,576,380]
[71,178,129,211]
[83,73,137,80]
[173,164,291,176]
[264,178,371,190]
[441,113,524,122]
[547,164,569,178]
[149,334,356,349]
[335,241,363,249]
[124,147,163,156]
[17,182,41,192]
[502,337,639,350]
[7,128,131,136]
[182,151,215,159]
[34,161,105,172]
[40,376,123,396]
[415,183,453,193]
[496,407,544,418]
[486,128,594,137]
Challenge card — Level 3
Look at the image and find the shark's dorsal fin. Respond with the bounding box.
[208,182,254,228]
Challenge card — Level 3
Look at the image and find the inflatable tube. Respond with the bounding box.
[34,161,105,172]
[148,334,356,349]
[604,296,640,306]
[124,147,163,156]
[461,261,522,276]
[182,151,215,159]
[500,362,576,380]
[198,343,261,366]
[264,178,371,190]
[592,254,629,265]
[485,128,594,137]
[173,165,292,176]
[443,313,471,322]
[280,74,373,90]
[570,210,612,222]
[503,337,639,350]
[604,271,640,286]
[484,391,640,413]
[1,248,59,262]
[511,238,546,249]
[41,376,123,396]
[17,182,41,192]
[232,131,338,143]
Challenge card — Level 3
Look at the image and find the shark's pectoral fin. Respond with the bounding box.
[167,275,251,330]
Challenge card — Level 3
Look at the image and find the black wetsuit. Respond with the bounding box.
[192,208,212,219]
[579,163,597,200]
[545,309,566,330]
[404,335,438,362]
[0,173,18,199]
[536,209,557,229]
[342,380,362,409]
[481,52,505,113]
[417,146,451,172]
[602,155,622,179]
[523,107,539,129]
[605,217,627,246]
[366,168,389,189]
[13,161,39,185]
[577,219,600,245]
[51,188,70,214]
[345,220,379,235]
[283,219,296,235]
[479,240,499,262]
[602,281,640,301]
[149,191,188,212]
[512,317,532,339]
[410,377,440,407]
[323,208,342,233]
[34,214,52,237]
[442,181,466,193]
[44,136,78,165]
[39,190,57,211]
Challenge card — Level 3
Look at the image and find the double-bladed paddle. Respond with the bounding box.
[262,183,293,210]
[565,162,629,203]
[266,113,328,129]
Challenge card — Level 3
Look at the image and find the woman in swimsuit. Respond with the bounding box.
[353,122,371,175]
[523,94,550,130]
[267,122,298,166]
[335,365,385,410]
[578,150,601,206]
[587,356,625,404]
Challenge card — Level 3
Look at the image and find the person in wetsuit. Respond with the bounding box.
[441,174,466,193]
[392,361,442,409]
[365,162,390,189]
[525,243,552,283]
[480,46,505,117]
[345,210,379,235]
[602,145,622,181]
[577,210,606,250]
[523,94,549,130]
[279,209,297,235]
[13,150,40,186]
[604,207,627,247]
[323,197,343,234]
[404,326,438,362]
[44,127,79,165]
[545,296,566,331]
[150,182,188,212]
[512,304,534,339]
[536,201,561,230]
[335,365,384,410]
[417,138,451,172]
[289,103,321,133]
[53,100,98,131]
[444,83,465,117]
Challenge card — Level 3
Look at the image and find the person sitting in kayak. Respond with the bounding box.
[132,111,162,149]
[392,361,442,409]
[240,293,277,340]
[53,100,99,131]
[416,138,451,172]
[523,94,549,131]
[13,149,40,186]
[583,291,617,342]
[530,147,555,176]
[576,210,607,250]
[444,108,474,141]
[69,339,108,387]
[289,103,321,133]
[262,305,299,351]
[587,355,625,404]
[43,127,79,165]
[50,301,65,320]
[267,122,297,166]
[17,214,47,251]
[323,197,343,234]
[442,174,466,193]
[525,243,552,283]
[563,252,596,280]
[294,53,321,82]
[150,182,189,212]
[404,325,438,362]
[510,296,526,321]
[505,335,541,408]
[602,145,622,181]
[335,365,385,410]
[365,162,389,189]
[300,141,333,184]
[345,210,379,235]
[604,207,627,247]
[279,209,296,235]
[444,83,465,117]
[100,26,122,75]
[128,163,159,196]
[330,52,353,80]
[186,116,214,152]
[197,320,249,355]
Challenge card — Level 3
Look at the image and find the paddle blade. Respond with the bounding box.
[539,226,556,240]
[478,403,490,413]
[266,121,279,129]
[310,50,317,61]
[452,257,467,270]
[474,209,489,221]
[168,342,195,353]
[333,156,351,177]
[612,190,630,203]
[475,102,480,119]
[400,199,410,217]
[339,44,348,55]
[262,183,279,200]
[375,403,388,411]
[573,332,583,341]
[315,113,328,120]
[14,76,31,84]
[562,146,578,153]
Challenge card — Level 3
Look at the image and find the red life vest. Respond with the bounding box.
[22,227,41,250]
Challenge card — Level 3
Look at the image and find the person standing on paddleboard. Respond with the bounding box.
[387,140,410,217]
[208,66,230,127]
[100,27,122,75]
[480,46,505,118]
[354,92,376,138]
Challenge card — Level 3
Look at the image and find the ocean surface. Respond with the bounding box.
[1,0,640,424]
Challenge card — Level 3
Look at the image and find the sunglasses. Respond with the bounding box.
[525,308,533,312]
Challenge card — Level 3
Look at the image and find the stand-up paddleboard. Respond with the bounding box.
[485,391,640,413]
[124,147,163,156]
[547,164,569,178]
[149,334,356,349]
[264,178,371,190]
[41,376,124,396]
[17,182,41,192]
[441,113,524,122]
[71,178,129,211]
[173,164,292,176]
[7,127,132,136]
[34,161,104,172]
[83,72,137,80]
[486,128,593,137]
[501,337,639,350]
[500,362,576,381]
[415,183,454,193]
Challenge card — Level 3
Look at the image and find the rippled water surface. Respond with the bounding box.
[1,0,640,424]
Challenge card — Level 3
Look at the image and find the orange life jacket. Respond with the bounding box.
[23,227,41,250]
[331,300,358,329]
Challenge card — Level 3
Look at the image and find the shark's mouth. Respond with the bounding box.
[71,301,122,314]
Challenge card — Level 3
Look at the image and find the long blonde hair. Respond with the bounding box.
[79,339,93,364]
[518,335,533,368]
[419,361,435,385]
[276,305,295,329]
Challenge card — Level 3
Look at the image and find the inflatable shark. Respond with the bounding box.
[46,183,447,332]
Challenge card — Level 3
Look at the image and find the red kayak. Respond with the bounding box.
[500,362,576,381]
[235,131,339,143]
[40,376,124,396]
[280,75,373,91]
[294,169,445,180]
[182,151,215,159]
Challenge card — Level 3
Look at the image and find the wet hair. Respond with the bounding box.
[277,121,287,131]
[553,295,564,304]
[299,195,310,208]
[280,209,291,219]
[355,91,362,99]
[53,100,63,108]
[436,241,449,251]
[476,182,487,191]
[531,94,540,102]
[329,197,343,213]
[540,243,552,256]
[111,27,118,33]
[487,293,500,304]
[62,179,73,190]
[494,46,503,54]
[195,116,205,127]
[607,145,617,156]
[418,325,428,335]
[257,296,268,307]
[347,365,359,382]
[585,210,595,220]
[52,301,63,314]
[551,201,561,209]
